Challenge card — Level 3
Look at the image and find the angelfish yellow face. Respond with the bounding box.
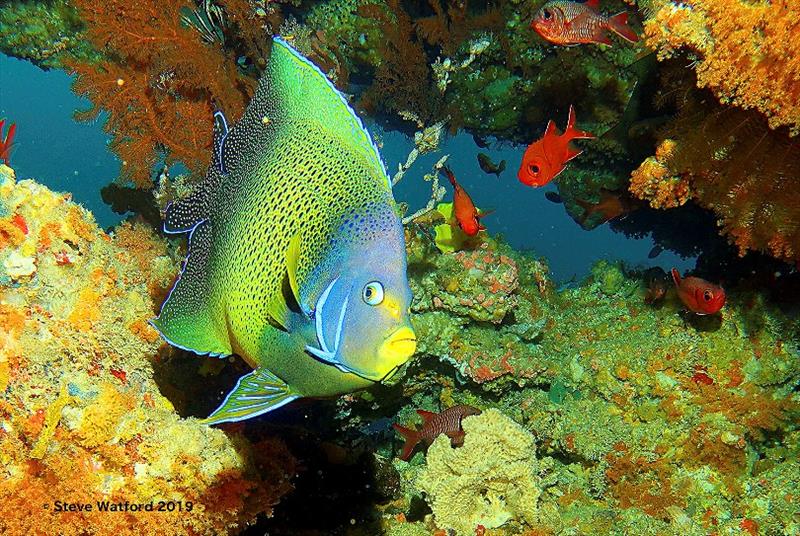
[304,273,416,382]
[358,286,416,380]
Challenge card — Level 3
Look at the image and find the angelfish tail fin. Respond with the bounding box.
[151,221,231,357]
[393,424,420,461]
[608,12,639,43]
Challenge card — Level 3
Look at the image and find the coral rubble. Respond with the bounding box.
[0,166,294,536]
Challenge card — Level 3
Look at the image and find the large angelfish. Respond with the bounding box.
[151,38,417,424]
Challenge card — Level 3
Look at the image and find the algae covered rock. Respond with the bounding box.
[0,166,295,536]
[417,409,541,535]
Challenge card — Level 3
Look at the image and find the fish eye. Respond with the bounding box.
[362,281,385,306]
[529,164,540,175]
[542,9,552,20]
[703,290,713,302]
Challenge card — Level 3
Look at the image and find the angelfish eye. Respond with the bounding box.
[542,9,552,19]
[703,290,713,302]
[362,281,385,306]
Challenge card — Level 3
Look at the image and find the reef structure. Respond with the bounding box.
[0,166,295,536]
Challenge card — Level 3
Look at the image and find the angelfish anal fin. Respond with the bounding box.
[200,368,299,425]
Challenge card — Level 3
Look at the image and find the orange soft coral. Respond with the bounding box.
[629,140,692,209]
[632,58,800,265]
[69,0,256,187]
[644,0,800,134]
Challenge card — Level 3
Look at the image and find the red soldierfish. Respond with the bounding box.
[671,268,726,315]
[518,105,594,187]
[0,119,16,166]
[440,166,488,236]
[393,405,482,461]
[531,0,639,46]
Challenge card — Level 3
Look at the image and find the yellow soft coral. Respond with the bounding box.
[644,0,800,134]
[417,409,541,535]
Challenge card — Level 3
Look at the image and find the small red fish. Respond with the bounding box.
[574,189,639,225]
[393,405,482,461]
[531,0,639,46]
[518,105,594,187]
[0,119,16,165]
[671,268,726,315]
[440,166,488,236]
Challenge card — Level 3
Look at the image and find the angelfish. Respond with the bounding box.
[152,38,417,424]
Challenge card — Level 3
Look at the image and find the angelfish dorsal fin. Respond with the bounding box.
[264,38,389,189]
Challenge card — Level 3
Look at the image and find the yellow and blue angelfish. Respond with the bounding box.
[151,37,416,424]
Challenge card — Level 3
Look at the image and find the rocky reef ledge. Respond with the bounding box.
[0,166,294,536]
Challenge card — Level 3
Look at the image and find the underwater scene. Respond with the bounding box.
[0,0,799,535]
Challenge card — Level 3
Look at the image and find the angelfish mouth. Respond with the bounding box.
[377,326,417,367]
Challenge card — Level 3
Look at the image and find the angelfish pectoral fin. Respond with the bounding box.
[200,368,299,425]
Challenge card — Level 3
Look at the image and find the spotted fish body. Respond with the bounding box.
[152,38,417,424]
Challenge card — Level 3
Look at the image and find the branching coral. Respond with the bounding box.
[414,0,505,56]
[358,0,439,123]
[628,139,692,209]
[69,0,257,187]
[643,0,800,134]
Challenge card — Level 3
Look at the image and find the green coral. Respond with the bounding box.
[0,0,96,69]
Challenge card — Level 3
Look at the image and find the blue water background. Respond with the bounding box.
[0,54,692,281]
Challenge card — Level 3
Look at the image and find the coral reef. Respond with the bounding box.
[629,72,800,264]
[0,0,96,69]
[0,166,294,536]
[416,409,543,535]
[339,226,800,535]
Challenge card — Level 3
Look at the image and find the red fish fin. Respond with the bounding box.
[416,409,437,423]
[593,30,613,46]
[607,12,639,43]
[544,120,558,137]
[585,0,600,10]
[564,142,584,162]
[564,106,595,141]
[439,166,457,188]
[671,268,682,288]
[477,208,495,220]
[1,122,15,164]
[393,423,420,461]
